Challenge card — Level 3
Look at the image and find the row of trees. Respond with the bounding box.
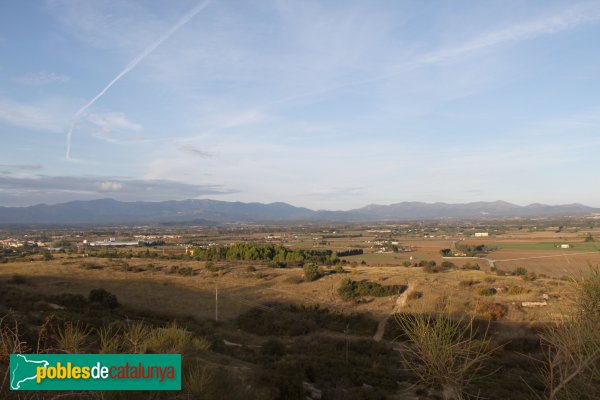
[336,249,364,257]
[191,243,339,265]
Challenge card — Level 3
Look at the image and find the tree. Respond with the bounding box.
[303,263,322,282]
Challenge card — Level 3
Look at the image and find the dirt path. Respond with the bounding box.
[373,285,411,342]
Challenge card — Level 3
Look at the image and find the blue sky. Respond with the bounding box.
[1,0,600,209]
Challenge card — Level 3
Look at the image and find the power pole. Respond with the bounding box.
[344,323,350,364]
[215,284,219,322]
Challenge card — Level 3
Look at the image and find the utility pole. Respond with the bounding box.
[344,323,350,364]
[215,284,219,322]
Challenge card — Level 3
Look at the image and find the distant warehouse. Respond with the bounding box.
[83,239,140,247]
[474,232,489,237]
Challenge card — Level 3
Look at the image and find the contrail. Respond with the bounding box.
[66,0,211,159]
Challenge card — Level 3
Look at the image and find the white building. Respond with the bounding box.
[474,232,489,237]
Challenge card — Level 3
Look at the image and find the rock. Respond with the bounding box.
[522,301,547,307]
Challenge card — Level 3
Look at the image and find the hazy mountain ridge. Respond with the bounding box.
[0,199,598,225]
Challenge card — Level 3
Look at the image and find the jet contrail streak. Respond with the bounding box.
[66,0,211,159]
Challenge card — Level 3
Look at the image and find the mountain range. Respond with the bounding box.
[0,199,598,225]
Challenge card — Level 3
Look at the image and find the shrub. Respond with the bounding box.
[168,265,179,274]
[89,288,119,309]
[476,287,497,296]
[395,313,495,399]
[54,322,91,353]
[402,261,412,267]
[539,266,600,399]
[260,338,286,357]
[459,279,478,287]
[80,262,104,270]
[49,293,87,309]
[513,267,528,276]
[246,265,257,272]
[303,263,322,282]
[475,302,508,320]
[461,262,480,270]
[335,265,345,274]
[268,261,287,268]
[338,278,405,300]
[508,286,526,295]
[145,322,206,354]
[178,267,195,276]
[205,261,218,272]
[484,277,496,283]
[419,260,436,268]
[522,272,537,281]
[123,320,151,353]
[441,261,456,270]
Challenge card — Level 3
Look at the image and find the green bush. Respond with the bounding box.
[260,338,286,357]
[513,267,528,276]
[476,287,497,296]
[303,263,322,282]
[461,262,480,270]
[338,278,406,300]
[88,288,119,309]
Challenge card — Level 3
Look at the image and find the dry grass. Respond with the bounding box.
[0,256,578,324]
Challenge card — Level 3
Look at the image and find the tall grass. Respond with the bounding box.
[395,312,495,400]
[54,321,91,353]
[539,266,600,399]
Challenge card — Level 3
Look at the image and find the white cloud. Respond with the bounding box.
[87,112,142,132]
[98,181,123,191]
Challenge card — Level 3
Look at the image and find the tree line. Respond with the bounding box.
[191,243,339,265]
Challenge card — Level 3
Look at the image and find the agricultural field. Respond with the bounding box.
[1,219,599,399]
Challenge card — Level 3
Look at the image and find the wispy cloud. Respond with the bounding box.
[274,2,600,104]
[176,143,213,158]
[15,72,70,85]
[0,98,67,133]
[0,164,43,170]
[413,2,600,65]
[87,112,142,132]
[65,0,212,159]
[0,174,235,206]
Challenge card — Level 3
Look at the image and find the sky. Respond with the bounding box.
[1,0,600,210]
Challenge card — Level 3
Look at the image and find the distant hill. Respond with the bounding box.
[0,199,597,225]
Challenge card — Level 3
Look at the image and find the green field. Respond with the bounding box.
[496,242,600,251]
